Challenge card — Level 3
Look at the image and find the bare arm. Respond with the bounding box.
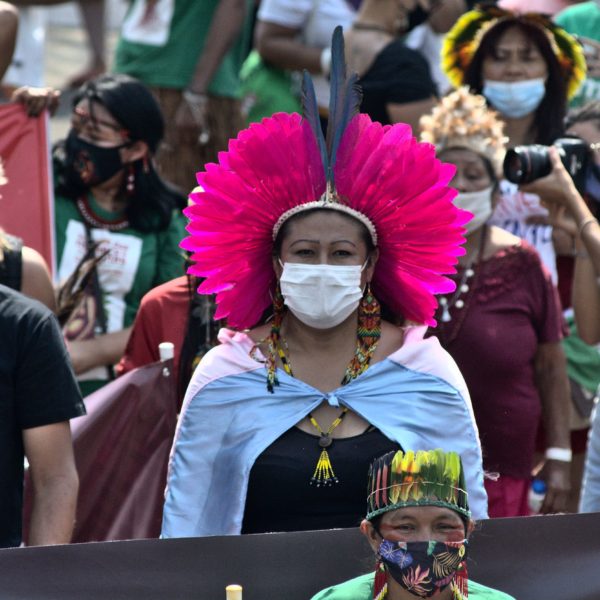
[24,422,78,546]
[68,326,132,374]
[21,246,57,312]
[573,236,600,345]
[523,147,600,272]
[175,0,247,143]
[427,0,466,34]
[186,0,246,95]
[255,20,321,73]
[0,2,18,82]
[534,341,571,514]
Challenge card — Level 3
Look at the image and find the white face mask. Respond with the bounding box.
[279,262,364,329]
[453,186,494,235]
[482,78,546,119]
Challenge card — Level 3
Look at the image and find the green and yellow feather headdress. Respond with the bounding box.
[366,449,470,520]
[442,2,586,100]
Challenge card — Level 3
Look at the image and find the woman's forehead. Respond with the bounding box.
[440,148,487,168]
[284,210,367,239]
[493,25,542,53]
[382,505,462,522]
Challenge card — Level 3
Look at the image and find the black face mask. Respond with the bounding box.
[65,130,129,189]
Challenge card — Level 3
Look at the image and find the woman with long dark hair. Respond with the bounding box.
[19,74,187,396]
[421,88,571,518]
[441,3,586,283]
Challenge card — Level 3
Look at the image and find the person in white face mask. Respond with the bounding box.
[441,3,587,285]
[161,30,489,541]
[420,87,571,519]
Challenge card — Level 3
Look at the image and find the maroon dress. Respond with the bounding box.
[431,241,563,516]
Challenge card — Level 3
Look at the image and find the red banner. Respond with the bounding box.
[0,103,54,270]
[24,359,178,542]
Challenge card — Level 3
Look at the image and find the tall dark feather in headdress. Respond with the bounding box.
[325,26,363,187]
[301,70,328,174]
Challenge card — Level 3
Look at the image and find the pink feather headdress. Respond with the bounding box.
[182,30,470,330]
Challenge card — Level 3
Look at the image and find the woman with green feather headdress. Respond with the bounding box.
[312,449,515,600]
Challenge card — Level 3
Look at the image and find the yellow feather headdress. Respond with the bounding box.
[441,3,586,100]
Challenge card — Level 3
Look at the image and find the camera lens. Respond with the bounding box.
[503,145,551,184]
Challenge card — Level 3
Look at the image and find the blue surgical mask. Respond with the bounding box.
[482,78,546,119]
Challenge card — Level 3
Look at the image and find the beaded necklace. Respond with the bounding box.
[437,226,487,347]
[278,337,350,486]
[76,195,129,231]
[261,285,381,484]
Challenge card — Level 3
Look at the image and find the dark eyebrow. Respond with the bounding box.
[386,514,418,523]
[289,239,319,247]
[288,239,358,247]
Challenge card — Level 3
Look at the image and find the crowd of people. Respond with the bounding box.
[2,0,600,595]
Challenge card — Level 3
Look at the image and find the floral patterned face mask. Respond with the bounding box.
[378,539,468,598]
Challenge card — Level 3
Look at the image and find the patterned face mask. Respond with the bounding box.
[378,539,468,598]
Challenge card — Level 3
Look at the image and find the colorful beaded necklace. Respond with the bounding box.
[262,284,382,485]
[76,195,129,231]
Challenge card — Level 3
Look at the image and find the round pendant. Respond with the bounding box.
[319,434,332,448]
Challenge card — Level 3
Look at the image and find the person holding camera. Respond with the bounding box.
[520,140,600,514]
[441,2,586,284]
[420,88,571,518]
[510,101,600,511]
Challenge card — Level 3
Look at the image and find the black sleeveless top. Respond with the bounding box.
[0,234,23,291]
[241,426,401,534]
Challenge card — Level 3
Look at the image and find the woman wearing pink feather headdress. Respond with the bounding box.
[162,29,487,540]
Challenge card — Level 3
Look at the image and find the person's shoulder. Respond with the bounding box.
[311,573,373,600]
[0,285,56,349]
[487,225,521,251]
[0,283,52,320]
[140,275,190,307]
[378,38,428,65]
[556,1,598,24]
[470,579,517,600]
[486,228,542,268]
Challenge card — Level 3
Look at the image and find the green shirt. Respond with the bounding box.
[563,315,600,393]
[55,193,187,395]
[555,2,600,107]
[311,573,516,600]
[113,0,251,96]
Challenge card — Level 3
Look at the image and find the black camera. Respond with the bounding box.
[503,137,589,192]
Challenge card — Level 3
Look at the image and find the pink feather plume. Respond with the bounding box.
[182,112,469,329]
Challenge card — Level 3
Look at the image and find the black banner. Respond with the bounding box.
[1,512,599,599]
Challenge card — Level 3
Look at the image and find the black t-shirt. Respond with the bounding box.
[359,39,437,125]
[242,426,400,534]
[0,285,85,547]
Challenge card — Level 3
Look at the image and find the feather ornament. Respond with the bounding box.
[325,26,362,187]
[365,449,470,520]
[301,70,327,173]
[182,35,469,329]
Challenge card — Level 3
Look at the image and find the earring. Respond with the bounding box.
[343,283,381,385]
[126,165,135,194]
[357,282,381,344]
[142,153,150,174]
[266,283,286,393]
[373,559,387,600]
